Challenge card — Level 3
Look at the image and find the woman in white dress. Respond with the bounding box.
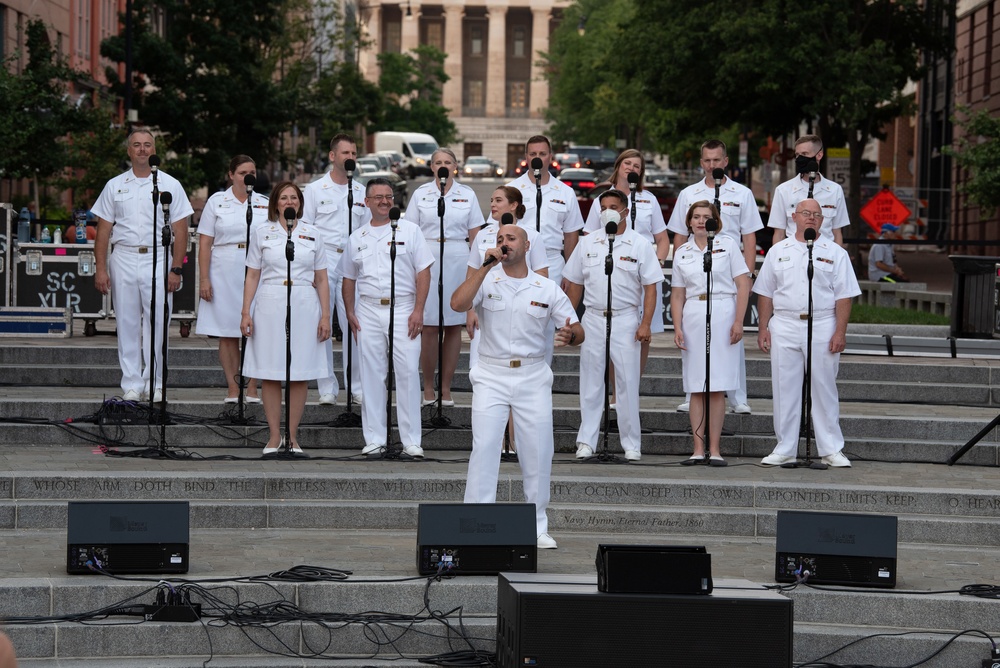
[404,148,485,406]
[197,155,270,402]
[670,201,750,466]
[240,182,332,454]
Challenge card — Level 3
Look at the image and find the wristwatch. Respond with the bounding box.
[170,267,183,276]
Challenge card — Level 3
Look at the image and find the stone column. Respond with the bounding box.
[485,3,507,117]
[442,2,464,113]
[360,2,382,80]
[529,6,550,119]
[400,0,422,54]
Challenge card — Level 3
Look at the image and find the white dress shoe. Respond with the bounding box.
[624,449,641,462]
[575,443,594,459]
[729,402,752,414]
[536,533,558,549]
[676,401,690,412]
[122,389,141,401]
[362,443,384,456]
[821,451,852,467]
[403,444,425,458]
[761,452,796,466]
[318,394,337,405]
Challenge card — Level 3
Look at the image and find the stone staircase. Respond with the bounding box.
[2,337,1000,666]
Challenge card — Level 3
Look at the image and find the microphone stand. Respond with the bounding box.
[335,163,363,428]
[236,178,255,424]
[532,160,543,233]
[598,222,621,463]
[156,194,174,448]
[627,173,638,231]
[701,228,715,464]
[383,210,401,458]
[429,171,449,426]
[281,213,295,456]
[148,159,160,419]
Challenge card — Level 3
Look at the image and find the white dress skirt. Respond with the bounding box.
[195,245,247,337]
[243,283,331,381]
[680,296,739,393]
[423,239,469,326]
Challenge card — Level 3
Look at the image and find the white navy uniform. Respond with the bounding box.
[91,168,193,396]
[466,219,550,368]
[584,186,668,333]
[668,177,763,407]
[404,180,484,326]
[464,267,579,535]
[341,219,434,449]
[196,188,270,337]
[301,172,372,399]
[563,226,662,455]
[768,174,849,242]
[506,173,585,288]
[243,221,331,380]
[671,235,749,393]
[752,237,860,456]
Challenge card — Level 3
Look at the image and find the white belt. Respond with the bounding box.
[585,306,637,317]
[112,244,152,254]
[687,294,734,301]
[360,295,414,305]
[214,243,247,249]
[426,238,467,243]
[262,280,310,287]
[774,309,835,321]
[478,355,545,368]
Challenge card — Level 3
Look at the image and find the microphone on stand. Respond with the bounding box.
[706,217,718,241]
[244,174,256,196]
[344,158,356,180]
[500,212,514,226]
[437,166,449,193]
[284,207,296,262]
[704,218,718,272]
[531,157,543,181]
[149,154,161,203]
[389,206,401,229]
[804,226,817,247]
[806,158,819,198]
[605,219,619,242]
[805,226,816,280]
[159,191,172,220]
[627,172,639,229]
[627,171,639,191]
[712,168,725,184]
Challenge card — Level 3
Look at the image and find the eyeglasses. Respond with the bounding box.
[367,194,393,202]
[795,211,823,219]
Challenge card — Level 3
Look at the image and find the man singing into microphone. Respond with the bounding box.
[301,133,372,406]
[753,199,860,468]
[341,178,433,458]
[666,139,762,415]
[563,191,661,461]
[92,128,193,401]
[452,224,584,550]
[768,134,850,247]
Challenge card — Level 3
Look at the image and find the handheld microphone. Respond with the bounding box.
[344,158,356,179]
[437,166,449,192]
[627,171,639,191]
[531,157,543,180]
[243,173,256,195]
[804,227,817,247]
[389,206,401,230]
[483,245,509,267]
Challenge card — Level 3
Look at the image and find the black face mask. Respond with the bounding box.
[795,154,819,175]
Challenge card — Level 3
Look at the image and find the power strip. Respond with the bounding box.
[143,603,201,622]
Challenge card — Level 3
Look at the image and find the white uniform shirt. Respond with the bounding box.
[341,219,434,299]
[666,177,763,244]
[468,221,549,272]
[768,174,849,241]
[91,169,194,245]
[563,226,662,310]
[404,181,485,240]
[246,222,327,283]
[300,172,372,261]
[198,188,269,245]
[583,187,667,243]
[753,237,861,315]
[671,235,749,298]
[473,268,579,360]
[506,173,585,254]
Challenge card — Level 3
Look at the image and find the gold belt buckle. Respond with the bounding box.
[138,246,148,254]
[283,280,293,286]
[698,294,707,301]
[510,360,521,368]
[380,298,390,305]
[800,314,808,320]
[237,243,246,249]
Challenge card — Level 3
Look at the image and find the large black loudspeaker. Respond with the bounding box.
[496,573,793,668]
[67,501,189,574]
[596,544,712,594]
[415,503,536,575]
[775,510,897,588]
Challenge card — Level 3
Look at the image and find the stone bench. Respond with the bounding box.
[855,280,951,315]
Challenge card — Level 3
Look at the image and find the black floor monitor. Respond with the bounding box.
[67,501,190,574]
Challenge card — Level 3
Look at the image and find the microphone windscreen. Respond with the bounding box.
[627,172,639,186]
[243,174,256,189]
[705,218,719,233]
[159,192,172,205]
[806,159,819,174]
[283,207,296,221]
[500,213,514,226]
[344,159,356,173]
[804,228,817,242]
[437,167,450,180]
[149,155,161,168]
[605,221,618,235]
[530,157,543,171]
[712,168,725,182]
[389,206,401,221]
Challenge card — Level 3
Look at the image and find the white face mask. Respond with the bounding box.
[599,209,621,227]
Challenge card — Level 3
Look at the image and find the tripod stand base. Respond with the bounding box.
[330,410,363,428]
[780,459,829,470]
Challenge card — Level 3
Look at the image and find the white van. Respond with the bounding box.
[372,132,439,179]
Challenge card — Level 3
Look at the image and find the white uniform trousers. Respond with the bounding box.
[768,313,845,457]
[464,358,554,535]
[109,245,173,395]
[542,250,565,365]
[318,251,362,398]
[357,296,422,447]
[576,309,642,453]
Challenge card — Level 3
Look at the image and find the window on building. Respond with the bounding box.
[102,0,117,41]
[77,0,91,57]
[386,21,401,53]
[0,6,5,58]
[470,26,483,56]
[150,6,167,38]
[468,80,484,108]
[513,26,526,58]
[426,22,443,50]
[509,81,527,109]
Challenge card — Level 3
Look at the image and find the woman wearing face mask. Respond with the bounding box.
[404,148,486,407]
[670,201,750,467]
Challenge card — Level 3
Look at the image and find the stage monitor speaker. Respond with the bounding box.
[596,544,712,594]
[496,573,793,668]
[416,503,536,575]
[67,501,189,574]
[775,509,897,588]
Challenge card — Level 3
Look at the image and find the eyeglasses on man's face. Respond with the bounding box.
[367,194,394,202]
[795,210,822,219]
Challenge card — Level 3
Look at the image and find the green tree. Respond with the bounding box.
[56,110,129,208]
[100,0,305,190]
[375,45,457,146]
[948,106,1000,216]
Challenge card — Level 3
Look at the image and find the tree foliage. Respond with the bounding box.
[949,106,1000,215]
[375,45,457,145]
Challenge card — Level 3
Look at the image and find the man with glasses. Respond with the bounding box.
[341,178,433,458]
[768,134,850,247]
[753,199,860,468]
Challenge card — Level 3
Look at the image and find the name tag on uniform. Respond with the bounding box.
[778,256,791,263]
[586,251,599,258]
[530,301,549,308]
[218,203,232,209]
[116,188,130,194]
[486,292,502,301]
[358,244,368,252]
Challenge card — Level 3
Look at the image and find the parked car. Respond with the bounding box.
[355,170,409,207]
[559,168,600,196]
[357,156,382,173]
[512,158,559,177]
[375,150,405,174]
[578,181,678,223]
[463,156,504,178]
[552,153,581,174]
[571,146,619,171]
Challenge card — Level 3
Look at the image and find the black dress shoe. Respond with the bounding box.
[709,456,728,467]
